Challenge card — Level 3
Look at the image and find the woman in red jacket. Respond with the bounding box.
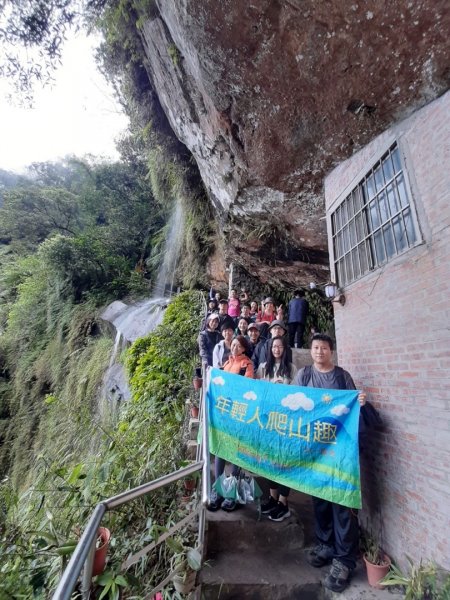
[223,336,254,378]
[209,336,254,512]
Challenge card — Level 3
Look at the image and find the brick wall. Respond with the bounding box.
[324,91,450,569]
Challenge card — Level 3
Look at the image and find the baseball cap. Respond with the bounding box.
[268,319,287,332]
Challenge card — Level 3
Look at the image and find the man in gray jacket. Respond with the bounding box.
[293,333,366,593]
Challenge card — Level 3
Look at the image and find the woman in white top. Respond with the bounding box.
[256,336,297,521]
[256,336,297,384]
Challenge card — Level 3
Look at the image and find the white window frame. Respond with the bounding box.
[328,140,422,287]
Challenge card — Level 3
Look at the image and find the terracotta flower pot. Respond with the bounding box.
[190,405,199,418]
[363,553,391,589]
[192,376,203,390]
[184,477,196,492]
[92,527,111,576]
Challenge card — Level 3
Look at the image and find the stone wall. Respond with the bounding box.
[324,92,450,568]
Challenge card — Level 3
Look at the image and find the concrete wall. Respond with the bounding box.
[324,91,450,568]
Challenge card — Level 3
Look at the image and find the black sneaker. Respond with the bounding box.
[261,496,278,514]
[307,543,334,567]
[221,498,238,511]
[268,502,291,522]
[323,559,352,593]
[207,489,223,512]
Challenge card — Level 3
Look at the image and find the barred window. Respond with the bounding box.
[331,143,420,287]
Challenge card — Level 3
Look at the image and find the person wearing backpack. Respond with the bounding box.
[293,333,369,594]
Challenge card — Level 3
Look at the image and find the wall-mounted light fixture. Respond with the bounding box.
[324,282,346,306]
[309,281,346,306]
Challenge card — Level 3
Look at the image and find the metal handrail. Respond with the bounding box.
[52,462,204,600]
[200,361,210,507]
[52,291,211,599]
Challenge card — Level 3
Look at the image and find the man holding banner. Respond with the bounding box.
[207,333,368,594]
[293,333,367,593]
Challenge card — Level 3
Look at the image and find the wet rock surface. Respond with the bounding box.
[139,0,449,286]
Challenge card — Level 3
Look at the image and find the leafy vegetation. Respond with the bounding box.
[380,558,450,600]
[0,290,203,598]
[0,0,107,104]
[0,143,207,597]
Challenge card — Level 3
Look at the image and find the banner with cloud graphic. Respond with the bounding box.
[207,368,361,508]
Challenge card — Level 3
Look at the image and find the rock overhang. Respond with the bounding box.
[139,0,450,286]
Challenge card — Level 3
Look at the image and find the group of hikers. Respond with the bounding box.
[197,287,373,593]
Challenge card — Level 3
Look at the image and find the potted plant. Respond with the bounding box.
[179,462,200,493]
[192,367,203,390]
[192,376,202,390]
[170,543,202,595]
[183,476,197,493]
[380,557,445,599]
[93,526,111,576]
[190,403,199,418]
[361,529,391,589]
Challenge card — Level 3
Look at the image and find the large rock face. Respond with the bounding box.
[139,0,449,287]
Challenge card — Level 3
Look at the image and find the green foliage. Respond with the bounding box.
[0,291,204,598]
[127,291,203,404]
[361,528,386,566]
[97,570,128,600]
[167,43,181,67]
[271,288,335,346]
[0,186,81,248]
[0,0,81,103]
[380,557,450,600]
[0,157,165,303]
[97,0,216,292]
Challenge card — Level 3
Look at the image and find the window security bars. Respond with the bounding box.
[331,143,419,287]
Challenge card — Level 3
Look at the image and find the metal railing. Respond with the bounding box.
[52,295,211,599]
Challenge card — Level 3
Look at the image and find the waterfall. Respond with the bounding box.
[153,200,184,297]
[99,199,185,419]
[109,330,122,368]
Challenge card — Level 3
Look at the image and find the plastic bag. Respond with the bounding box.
[213,472,262,505]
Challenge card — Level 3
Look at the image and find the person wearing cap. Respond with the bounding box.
[246,321,262,356]
[212,322,234,368]
[197,313,221,367]
[217,299,235,331]
[207,298,218,315]
[253,319,292,369]
[256,297,284,325]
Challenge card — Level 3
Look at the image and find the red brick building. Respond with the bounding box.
[324,91,450,568]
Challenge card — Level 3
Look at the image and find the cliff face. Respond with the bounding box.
[139,0,449,287]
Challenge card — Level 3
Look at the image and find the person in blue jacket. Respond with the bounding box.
[287,289,309,348]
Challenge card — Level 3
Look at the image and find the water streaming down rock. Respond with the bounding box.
[153,200,185,297]
[99,200,185,417]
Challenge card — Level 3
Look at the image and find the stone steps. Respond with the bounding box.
[201,503,322,599]
[199,487,403,600]
[206,505,305,554]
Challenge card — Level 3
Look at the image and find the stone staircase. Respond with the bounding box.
[188,356,402,600]
[200,498,322,599]
[198,483,403,600]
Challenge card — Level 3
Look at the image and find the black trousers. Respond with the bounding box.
[267,480,290,497]
[312,497,359,569]
[288,321,305,348]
